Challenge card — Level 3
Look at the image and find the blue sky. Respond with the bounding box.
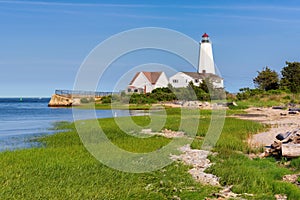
[1,0,300,97]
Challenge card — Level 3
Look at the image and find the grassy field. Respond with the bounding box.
[232,92,300,109]
[78,103,153,110]
[1,108,300,199]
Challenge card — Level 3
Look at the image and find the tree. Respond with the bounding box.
[198,78,214,93]
[281,62,300,93]
[253,67,279,91]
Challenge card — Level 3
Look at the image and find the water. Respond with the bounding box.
[0,98,146,151]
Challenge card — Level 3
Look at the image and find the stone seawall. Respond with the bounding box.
[48,94,81,107]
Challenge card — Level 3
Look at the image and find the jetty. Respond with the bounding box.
[48,90,114,107]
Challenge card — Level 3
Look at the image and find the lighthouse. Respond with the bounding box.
[198,33,215,74]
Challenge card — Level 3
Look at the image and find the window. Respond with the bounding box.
[172,79,178,83]
[134,89,138,92]
[127,89,131,92]
[195,79,199,83]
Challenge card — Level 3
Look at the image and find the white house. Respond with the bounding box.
[127,71,169,93]
[169,72,223,89]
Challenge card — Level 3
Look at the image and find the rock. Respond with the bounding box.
[170,145,220,186]
[288,103,296,107]
[172,196,181,200]
[274,194,287,200]
[72,98,81,106]
[182,101,204,108]
[289,108,300,112]
[289,111,298,115]
[276,132,292,141]
[142,129,185,138]
[273,106,285,110]
[48,94,73,107]
[141,129,152,134]
[223,102,238,107]
[282,174,299,184]
[213,186,241,199]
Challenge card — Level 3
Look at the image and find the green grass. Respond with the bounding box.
[78,103,153,110]
[206,155,300,199]
[1,108,300,199]
[0,112,218,199]
[232,92,300,108]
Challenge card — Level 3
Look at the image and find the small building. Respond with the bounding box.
[127,71,169,93]
[169,72,224,89]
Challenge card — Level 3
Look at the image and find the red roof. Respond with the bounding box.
[129,71,163,85]
[202,33,209,37]
[142,72,162,84]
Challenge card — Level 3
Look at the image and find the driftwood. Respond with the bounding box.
[266,128,300,157]
[282,144,300,158]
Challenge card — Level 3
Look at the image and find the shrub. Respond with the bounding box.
[80,97,89,104]
[101,95,112,104]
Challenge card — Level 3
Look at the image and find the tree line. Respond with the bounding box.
[253,62,300,93]
[100,79,225,104]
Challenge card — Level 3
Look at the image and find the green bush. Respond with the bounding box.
[101,95,112,104]
[80,97,89,104]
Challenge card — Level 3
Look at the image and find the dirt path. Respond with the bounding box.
[234,107,300,147]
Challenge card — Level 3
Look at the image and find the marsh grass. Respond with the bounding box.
[232,93,300,109]
[0,111,218,199]
[205,117,300,199]
[79,103,153,110]
[1,108,300,199]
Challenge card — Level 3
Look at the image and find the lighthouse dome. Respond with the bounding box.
[202,33,209,37]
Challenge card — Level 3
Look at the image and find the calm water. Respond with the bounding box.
[0,98,145,151]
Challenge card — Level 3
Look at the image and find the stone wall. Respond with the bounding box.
[48,94,74,107]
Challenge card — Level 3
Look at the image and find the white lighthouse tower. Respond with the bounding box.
[198,33,215,74]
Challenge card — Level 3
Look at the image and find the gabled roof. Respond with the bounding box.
[181,72,223,80]
[129,71,163,85]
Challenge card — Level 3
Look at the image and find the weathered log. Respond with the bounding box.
[282,144,300,158]
[271,141,282,150]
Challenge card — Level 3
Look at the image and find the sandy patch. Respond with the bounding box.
[234,107,300,147]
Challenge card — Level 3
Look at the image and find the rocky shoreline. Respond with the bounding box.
[143,129,245,199]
